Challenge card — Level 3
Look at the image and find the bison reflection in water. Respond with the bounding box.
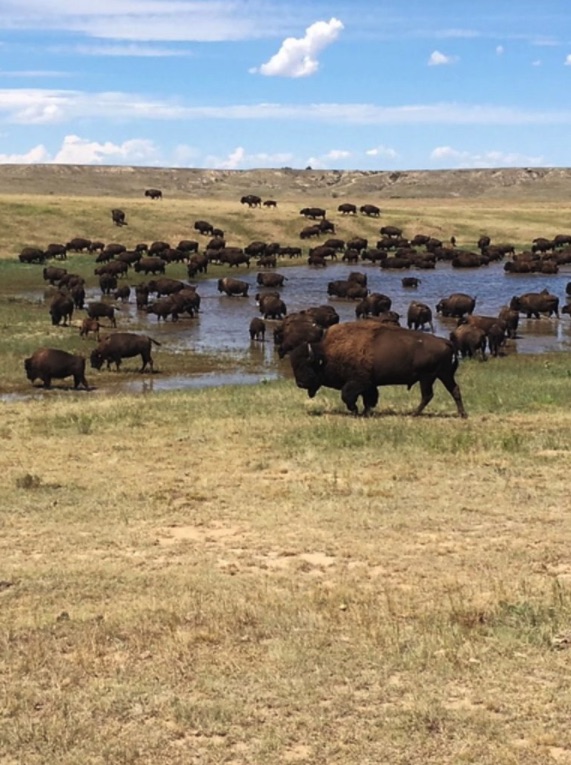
[289,320,467,418]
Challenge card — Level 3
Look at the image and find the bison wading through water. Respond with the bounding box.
[289,320,467,418]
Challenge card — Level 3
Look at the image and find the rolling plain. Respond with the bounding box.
[1,166,571,764]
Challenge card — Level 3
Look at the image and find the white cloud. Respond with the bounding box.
[252,17,344,78]
[366,145,399,159]
[428,50,457,66]
[325,149,351,160]
[430,145,544,168]
[0,144,50,163]
[70,43,193,57]
[496,45,504,55]
[52,134,159,164]
[203,146,294,169]
[2,90,571,128]
[532,59,542,66]
[0,1,297,42]
[565,54,571,65]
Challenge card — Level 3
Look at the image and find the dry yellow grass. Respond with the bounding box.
[2,378,571,764]
[2,185,571,763]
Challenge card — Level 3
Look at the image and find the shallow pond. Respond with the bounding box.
[17,258,571,395]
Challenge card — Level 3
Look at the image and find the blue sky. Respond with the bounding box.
[0,0,569,170]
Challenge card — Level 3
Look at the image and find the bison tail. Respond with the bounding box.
[150,338,162,346]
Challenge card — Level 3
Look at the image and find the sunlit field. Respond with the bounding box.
[1,189,571,764]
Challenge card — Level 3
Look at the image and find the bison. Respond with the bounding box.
[86,301,117,327]
[49,292,74,326]
[241,195,262,208]
[111,208,127,226]
[436,293,476,319]
[407,301,434,332]
[24,348,89,390]
[144,188,162,199]
[90,333,160,372]
[289,320,467,418]
[249,317,266,341]
[217,277,249,297]
[360,204,381,217]
[509,290,559,318]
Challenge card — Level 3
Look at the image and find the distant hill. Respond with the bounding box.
[0,164,570,200]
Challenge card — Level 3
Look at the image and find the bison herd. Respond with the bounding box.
[16,192,571,416]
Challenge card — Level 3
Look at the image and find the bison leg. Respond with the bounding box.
[435,374,468,419]
[413,378,435,416]
[340,381,366,415]
[362,386,379,417]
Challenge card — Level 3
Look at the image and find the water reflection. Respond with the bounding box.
[14,260,571,396]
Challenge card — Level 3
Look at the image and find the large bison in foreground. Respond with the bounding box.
[90,333,160,372]
[24,348,89,389]
[289,321,467,418]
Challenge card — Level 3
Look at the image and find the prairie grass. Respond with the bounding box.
[2,191,571,763]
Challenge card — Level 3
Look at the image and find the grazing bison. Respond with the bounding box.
[300,207,326,220]
[509,290,559,318]
[436,293,476,319]
[133,257,167,276]
[45,243,67,260]
[263,200,277,208]
[43,266,67,285]
[359,204,381,217]
[337,203,357,215]
[19,247,45,264]
[187,253,208,277]
[25,348,89,390]
[249,317,266,341]
[289,320,467,418]
[241,195,262,208]
[49,292,74,326]
[217,277,249,297]
[66,237,92,252]
[86,301,117,327]
[111,208,127,226]
[90,333,160,372]
[194,220,214,236]
[144,188,162,199]
[380,226,402,238]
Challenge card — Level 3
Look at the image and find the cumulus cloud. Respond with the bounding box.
[203,146,294,169]
[565,54,571,65]
[0,144,50,163]
[52,134,159,163]
[0,134,160,165]
[252,17,344,77]
[430,145,544,168]
[428,50,457,66]
[366,145,399,159]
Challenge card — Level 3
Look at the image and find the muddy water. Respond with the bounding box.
[22,260,571,394]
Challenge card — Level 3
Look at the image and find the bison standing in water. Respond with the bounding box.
[90,333,160,373]
[289,320,467,418]
[24,348,89,389]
